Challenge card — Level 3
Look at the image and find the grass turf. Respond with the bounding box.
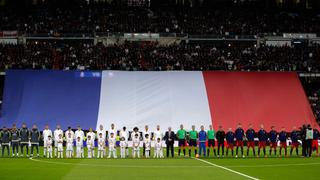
[0,147,319,180]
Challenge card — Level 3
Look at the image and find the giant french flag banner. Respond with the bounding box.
[1,70,318,131]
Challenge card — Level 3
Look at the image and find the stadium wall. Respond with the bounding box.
[0,70,318,131]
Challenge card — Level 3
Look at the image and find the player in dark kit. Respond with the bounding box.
[258,124,268,157]
[0,126,11,157]
[20,123,30,157]
[226,128,235,157]
[11,124,20,157]
[30,124,41,157]
[312,128,319,156]
[300,125,307,157]
[290,126,299,156]
[216,126,226,157]
[278,127,288,157]
[246,124,256,156]
[269,126,278,156]
[235,123,245,158]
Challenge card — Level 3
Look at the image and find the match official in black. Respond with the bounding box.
[216,126,226,157]
[164,127,175,158]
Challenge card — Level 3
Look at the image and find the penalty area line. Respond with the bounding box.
[192,157,260,180]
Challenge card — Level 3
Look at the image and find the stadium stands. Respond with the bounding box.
[1,42,320,72]
[1,3,320,35]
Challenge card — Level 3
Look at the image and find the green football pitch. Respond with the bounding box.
[0,147,319,180]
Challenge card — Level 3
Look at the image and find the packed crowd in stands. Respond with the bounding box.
[1,42,320,72]
[309,91,320,122]
[1,3,320,35]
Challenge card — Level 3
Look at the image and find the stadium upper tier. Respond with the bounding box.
[0,5,320,35]
[0,42,320,72]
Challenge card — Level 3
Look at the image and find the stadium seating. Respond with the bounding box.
[1,3,320,35]
[1,42,320,72]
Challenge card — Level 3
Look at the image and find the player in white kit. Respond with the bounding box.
[86,128,96,158]
[42,124,52,157]
[54,125,63,157]
[108,132,117,158]
[154,138,164,158]
[97,125,106,156]
[131,127,141,142]
[97,133,105,158]
[132,133,140,158]
[153,125,163,158]
[120,137,127,158]
[66,132,74,158]
[86,135,94,158]
[57,134,64,158]
[97,125,106,139]
[153,125,163,141]
[65,127,74,140]
[144,134,151,158]
[75,126,85,158]
[76,136,83,158]
[108,123,117,137]
[46,135,53,158]
[142,125,151,157]
[120,126,129,157]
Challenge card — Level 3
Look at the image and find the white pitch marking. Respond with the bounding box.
[173,152,259,180]
[192,157,260,180]
[28,157,211,168]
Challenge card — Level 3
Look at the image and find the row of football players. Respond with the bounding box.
[193,124,319,158]
[0,123,165,158]
[42,124,165,158]
[46,132,163,159]
[1,123,319,158]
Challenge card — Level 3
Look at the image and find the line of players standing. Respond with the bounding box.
[0,122,319,158]
[208,123,319,158]
[0,123,166,158]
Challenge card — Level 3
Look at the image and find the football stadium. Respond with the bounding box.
[1,0,320,179]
